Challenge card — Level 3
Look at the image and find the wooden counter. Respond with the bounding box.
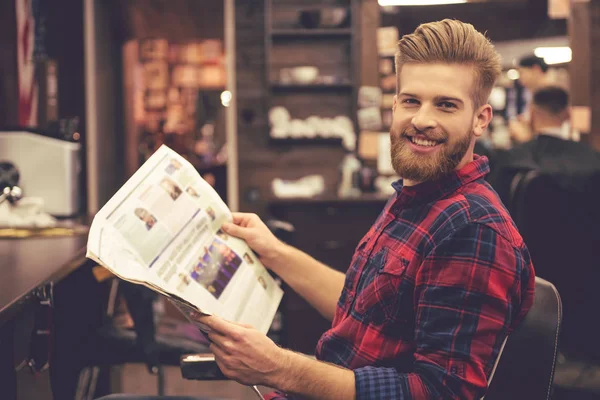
[0,234,88,326]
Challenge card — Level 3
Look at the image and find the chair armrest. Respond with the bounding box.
[180,353,226,380]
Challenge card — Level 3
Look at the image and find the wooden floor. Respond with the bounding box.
[116,364,271,399]
[16,357,600,399]
[17,364,272,399]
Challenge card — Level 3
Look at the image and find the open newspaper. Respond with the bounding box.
[87,145,283,334]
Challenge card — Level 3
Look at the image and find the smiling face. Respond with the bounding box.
[390,63,493,185]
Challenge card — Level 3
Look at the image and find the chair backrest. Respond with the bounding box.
[485,277,562,400]
[509,169,600,361]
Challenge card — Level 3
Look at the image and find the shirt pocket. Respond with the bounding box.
[337,252,362,311]
[355,249,409,326]
[342,237,370,291]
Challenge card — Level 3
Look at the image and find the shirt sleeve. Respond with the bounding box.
[354,222,534,399]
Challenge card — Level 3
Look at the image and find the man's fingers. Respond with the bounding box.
[221,222,251,240]
[210,344,234,377]
[207,329,231,349]
[231,212,255,225]
[195,314,240,336]
[210,342,227,359]
[221,222,248,240]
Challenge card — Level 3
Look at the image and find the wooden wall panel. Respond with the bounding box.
[46,0,86,133]
[568,1,591,108]
[0,0,18,127]
[590,0,600,151]
[380,1,566,43]
[113,0,224,42]
[567,0,600,151]
[360,0,380,87]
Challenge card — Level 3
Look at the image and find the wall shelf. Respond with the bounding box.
[271,28,352,38]
[265,0,359,152]
[270,82,353,92]
[268,137,343,146]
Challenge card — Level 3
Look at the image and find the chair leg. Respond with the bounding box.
[156,365,165,396]
[86,366,101,400]
[75,365,102,400]
[75,366,91,400]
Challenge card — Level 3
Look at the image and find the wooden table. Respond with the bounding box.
[0,234,88,326]
[0,233,88,400]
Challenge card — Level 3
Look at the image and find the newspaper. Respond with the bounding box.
[86,145,283,334]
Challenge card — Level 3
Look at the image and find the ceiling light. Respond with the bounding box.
[220,90,232,107]
[378,0,467,5]
[534,47,572,65]
[507,69,520,80]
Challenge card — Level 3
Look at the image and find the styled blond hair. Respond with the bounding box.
[395,19,502,108]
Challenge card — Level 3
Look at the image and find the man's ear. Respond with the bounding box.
[473,104,493,138]
[393,95,398,112]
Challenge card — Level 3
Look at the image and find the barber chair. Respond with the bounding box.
[509,170,600,362]
[486,277,562,399]
[508,170,600,398]
[74,279,210,399]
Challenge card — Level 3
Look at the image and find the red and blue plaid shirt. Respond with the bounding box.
[267,155,535,399]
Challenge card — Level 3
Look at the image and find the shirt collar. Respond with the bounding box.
[391,155,490,208]
[539,124,569,140]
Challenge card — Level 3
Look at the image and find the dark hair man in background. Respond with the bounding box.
[509,55,553,144]
[489,86,600,203]
[518,55,550,92]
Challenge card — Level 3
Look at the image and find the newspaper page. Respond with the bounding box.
[87,145,283,334]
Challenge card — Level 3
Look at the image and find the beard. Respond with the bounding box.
[390,125,473,183]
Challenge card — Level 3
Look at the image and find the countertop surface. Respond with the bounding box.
[0,233,88,324]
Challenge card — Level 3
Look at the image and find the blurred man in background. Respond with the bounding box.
[489,86,600,203]
[508,55,553,144]
[518,55,551,92]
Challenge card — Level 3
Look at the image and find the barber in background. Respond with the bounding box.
[518,55,552,93]
[508,55,553,144]
[489,86,600,203]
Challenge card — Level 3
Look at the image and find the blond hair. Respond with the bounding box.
[395,19,502,108]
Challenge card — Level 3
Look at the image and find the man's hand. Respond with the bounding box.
[222,213,287,271]
[193,314,356,400]
[194,314,289,387]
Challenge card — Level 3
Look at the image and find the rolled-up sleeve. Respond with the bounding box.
[354,366,405,399]
[353,222,533,399]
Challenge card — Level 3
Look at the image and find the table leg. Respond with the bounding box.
[0,319,17,400]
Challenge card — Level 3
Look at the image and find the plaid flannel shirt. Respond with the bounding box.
[266,155,535,400]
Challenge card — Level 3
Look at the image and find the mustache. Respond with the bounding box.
[400,127,448,143]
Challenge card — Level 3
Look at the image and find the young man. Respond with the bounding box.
[195,19,535,400]
[100,19,535,400]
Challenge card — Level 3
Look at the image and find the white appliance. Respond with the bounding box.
[0,131,82,217]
